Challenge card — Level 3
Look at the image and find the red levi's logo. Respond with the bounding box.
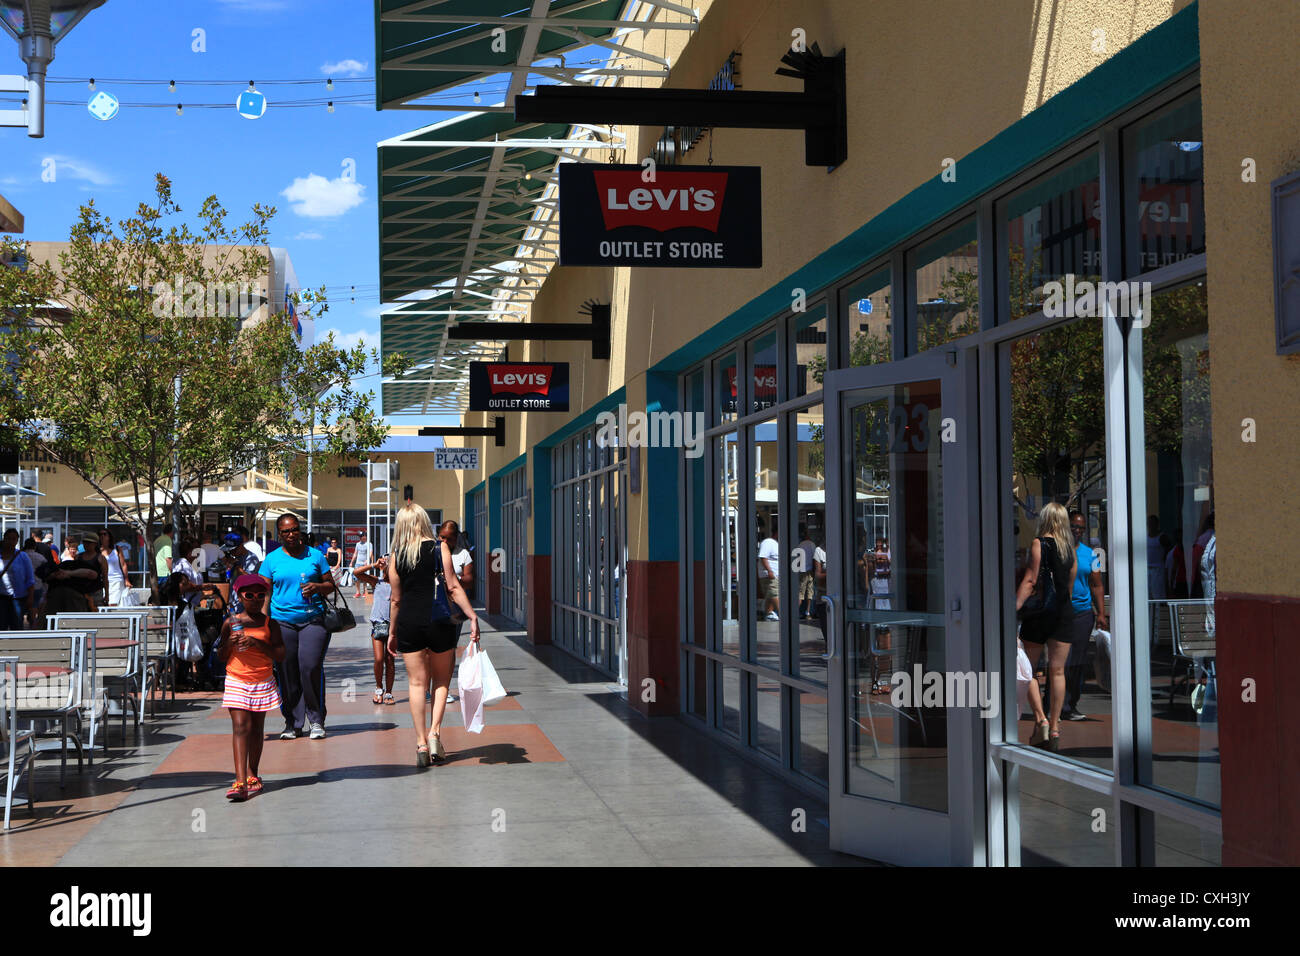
[489,364,552,396]
[593,169,728,232]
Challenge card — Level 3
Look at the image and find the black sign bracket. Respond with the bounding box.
[419,417,506,447]
[448,301,610,360]
[515,43,847,168]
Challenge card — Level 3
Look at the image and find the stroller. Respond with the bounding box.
[192,589,228,691]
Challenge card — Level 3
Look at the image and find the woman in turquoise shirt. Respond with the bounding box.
[259,513,337,740]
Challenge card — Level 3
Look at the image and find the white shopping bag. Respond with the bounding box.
[479,647,506,706]
[1091,627,1112,693]
[458,642,486,734]
[177,606,204,662]
[1015,639,1034,716]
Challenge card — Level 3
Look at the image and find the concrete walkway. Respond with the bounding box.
[2,596,865,866]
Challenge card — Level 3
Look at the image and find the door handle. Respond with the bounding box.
[820,593,837,661]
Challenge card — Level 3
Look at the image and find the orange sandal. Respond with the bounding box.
[226,780,248,801]
[245,775,264,795]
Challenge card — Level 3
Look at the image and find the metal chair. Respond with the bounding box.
[1169,599,1215,711]
[0,632,87,789]
[0,656,35,829]
[52,614,141,748]
[97,608,161,716]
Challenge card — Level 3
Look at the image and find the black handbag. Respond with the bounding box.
[1017,537,1059,621]
[319,586,357,633]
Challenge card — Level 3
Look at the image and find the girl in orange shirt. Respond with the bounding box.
[218,574,286,801]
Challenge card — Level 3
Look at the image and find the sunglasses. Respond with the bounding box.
[279,527,303,536]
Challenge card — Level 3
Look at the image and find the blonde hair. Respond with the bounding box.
[1036,502,1076,572]
[391,503,435,575]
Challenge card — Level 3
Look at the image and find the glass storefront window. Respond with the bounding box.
[751,418,780,670]
[791,304,828,398]
[748,329,779,415]
[754,673,781,758]
[797,689,829,785]
[913,218,979,352]
[1124,93,1206,275]
[720,665,741,738]
[843,267,892,367]
[1015,767,1114,866]
[1000,152,1102,320]
[1006,318,1112,772]
[716,431,740,658]
[686,370,707,648]
[1139,281,1217,808]
[793,403,826,684]
[715,350,739,424]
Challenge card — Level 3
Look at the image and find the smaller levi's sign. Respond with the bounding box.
[435,448,479,470]
[559,163,761,268]
[469,361,570,412]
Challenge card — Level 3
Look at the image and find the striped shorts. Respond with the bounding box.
[222,676,282,713]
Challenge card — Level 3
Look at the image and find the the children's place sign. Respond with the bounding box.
[559,163,762,268]
[435,448,479,470]
[468,361,570,412]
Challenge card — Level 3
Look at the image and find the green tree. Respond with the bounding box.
[0,174,403,584]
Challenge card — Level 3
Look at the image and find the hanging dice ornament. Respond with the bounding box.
[87,91,119,121]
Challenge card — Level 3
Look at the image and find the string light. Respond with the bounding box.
[88,78,95,91]
[327,101,333,112]
[326,78,333,91]
[176,103,182,115]
[473,90,480,103]
[168,80,175,92]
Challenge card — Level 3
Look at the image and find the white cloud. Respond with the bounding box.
[280,173,364,218]
[45,155,113,186]
[292,231,324,240]
[322,328,375,352]
[322,59,368,77]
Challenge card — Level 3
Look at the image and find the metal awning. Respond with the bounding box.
[375,0,695,113]
[375,1,698,416]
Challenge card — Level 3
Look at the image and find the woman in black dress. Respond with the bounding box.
[1015,502,1077,751]
[386,503,479,767]
[45,533,106,613]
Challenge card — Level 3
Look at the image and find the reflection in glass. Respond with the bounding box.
[844,383,947,812]
[687,371,707,647]
[749,329,779,415]
[792,304,828,398]
[720,665,741,738]
[1126,94,1206,274]
[1002,152,1101,320]
[715,351,739,424]
[688,653,706,720]
[843,268,892,367]
[793,403,826,684]
[755,673,781,758]
[914,219,979,352]
[751,419,780,670]
[1007,319,1111,771]
[1140,282,1217,808]
[716,432,740,658]
[1154,814,1221,866]
[1016,766,1113,866]
[797,689,829,784]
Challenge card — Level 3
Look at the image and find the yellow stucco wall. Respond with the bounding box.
[475,0,1190,563]
[1199,0,1300,598]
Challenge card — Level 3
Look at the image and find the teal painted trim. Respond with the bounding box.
[488,474,501,553]
[537,387,626,448]
[645,371,682,562]
[532,448,552,557]
[490,453,526,481]
[649,2,1200,376]
[465,479,485,498]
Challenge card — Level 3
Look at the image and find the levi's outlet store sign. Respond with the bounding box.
[469,361,570,412]
[559,163,762,268]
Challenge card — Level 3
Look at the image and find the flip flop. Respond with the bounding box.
[372,690,384,704]
[383,692,395,705]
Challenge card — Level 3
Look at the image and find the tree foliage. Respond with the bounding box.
[0,174,403,580]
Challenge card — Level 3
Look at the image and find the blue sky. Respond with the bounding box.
[0,0,452,417]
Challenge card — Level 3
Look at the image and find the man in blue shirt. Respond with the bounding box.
[0,528,36,629]
[1065,511,1109,720]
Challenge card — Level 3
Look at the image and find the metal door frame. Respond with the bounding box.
[823,345,983,865]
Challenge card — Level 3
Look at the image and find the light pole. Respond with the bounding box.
[0,1,106,138]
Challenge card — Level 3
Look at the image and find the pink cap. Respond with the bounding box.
[232,574,268,593]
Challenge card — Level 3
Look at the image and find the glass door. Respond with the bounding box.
[823,348,980,864]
